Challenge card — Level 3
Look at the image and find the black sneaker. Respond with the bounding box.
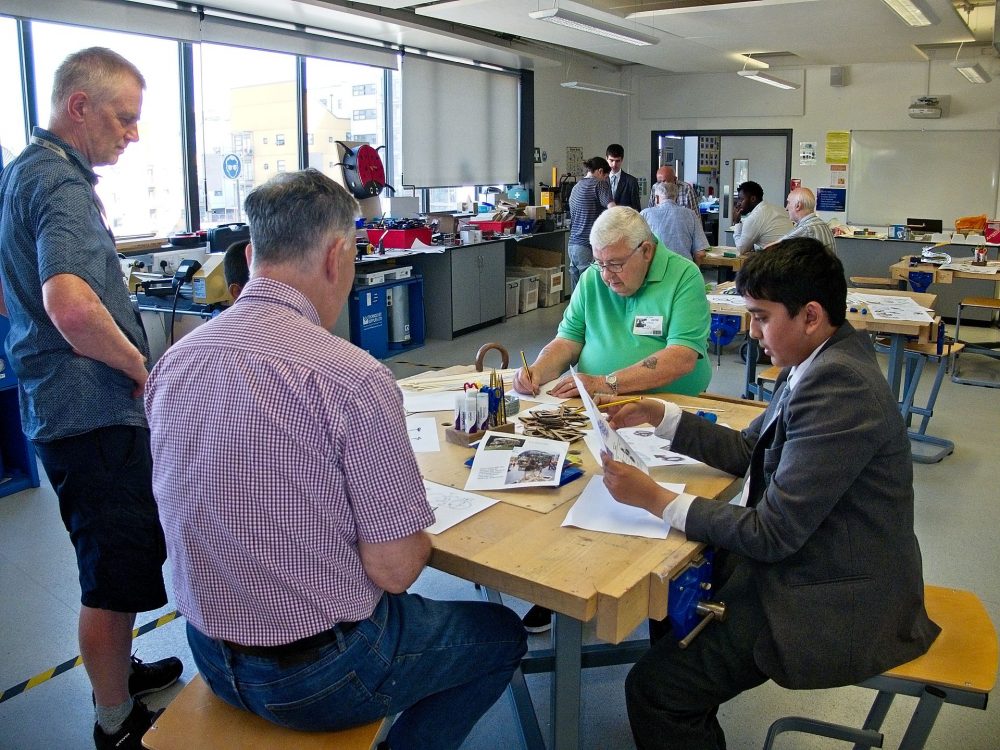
[128,655,183,698]
[93,699,161,750]
[522,605,552,634]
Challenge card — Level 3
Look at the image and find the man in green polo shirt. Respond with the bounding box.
[514,206,711,399]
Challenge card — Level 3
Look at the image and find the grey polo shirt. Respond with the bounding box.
[0,127,149,441]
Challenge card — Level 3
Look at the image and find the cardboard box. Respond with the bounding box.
[525,205,547,220]
[514,244,564,271]
[427,212,460,235]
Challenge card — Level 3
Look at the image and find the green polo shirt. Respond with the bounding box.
[557,242,711,396]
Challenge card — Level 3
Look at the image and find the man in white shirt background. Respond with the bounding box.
[732,180,793,254]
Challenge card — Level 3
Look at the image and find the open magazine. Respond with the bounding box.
[570,366,649,474]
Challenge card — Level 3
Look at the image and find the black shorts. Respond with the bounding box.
[34,425,168,613]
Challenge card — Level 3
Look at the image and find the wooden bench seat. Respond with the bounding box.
[142,674,388,750]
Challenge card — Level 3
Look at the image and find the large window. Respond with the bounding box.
[31,22,186,237]
[0,17,27,169]
[194,44,297,226]
[305,57,386,192]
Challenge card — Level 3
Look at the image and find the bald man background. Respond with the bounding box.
[648,165,700,215]
[782,187,837,254]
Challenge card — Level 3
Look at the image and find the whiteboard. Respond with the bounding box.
[846,130,1000,228]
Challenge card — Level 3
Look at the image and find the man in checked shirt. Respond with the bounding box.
[145,169,526,749]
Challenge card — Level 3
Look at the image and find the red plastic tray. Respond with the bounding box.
[366,227,432,249]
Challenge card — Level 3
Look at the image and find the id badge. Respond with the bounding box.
[632,315,663,336]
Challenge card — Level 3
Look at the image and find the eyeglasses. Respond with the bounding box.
[591,241,645,274]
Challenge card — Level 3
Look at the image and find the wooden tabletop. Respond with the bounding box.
[889,258,1000,285]
[701,247,744,270]
[403,367,765,644]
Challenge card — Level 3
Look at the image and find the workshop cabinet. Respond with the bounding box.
[407,240,506,339]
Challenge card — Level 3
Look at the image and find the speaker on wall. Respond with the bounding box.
[830,66,849,87]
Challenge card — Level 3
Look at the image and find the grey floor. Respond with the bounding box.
[2,299,999,749]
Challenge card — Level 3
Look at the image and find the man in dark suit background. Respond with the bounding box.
[600,237,939,750]
[606,143,640,212]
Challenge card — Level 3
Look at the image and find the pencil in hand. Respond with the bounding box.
[519,350,535,392]
[598,396,643,410]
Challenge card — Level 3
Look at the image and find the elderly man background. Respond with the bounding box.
[0,47,181,750]
[782,187,837,254]
[514,206,711,400]
[641,182,710,265]
[647,164,699,213]
[145,169,526,750]
[732,180,793,255]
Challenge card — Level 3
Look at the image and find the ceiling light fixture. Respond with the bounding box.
[880,0,938,27]
[560,81,631,96]
[736,69,800,90]
[529,7,659,47]
[951,60,992,83]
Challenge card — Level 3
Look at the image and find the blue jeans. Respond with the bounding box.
[186,592,526,750]
[567,243,593,291]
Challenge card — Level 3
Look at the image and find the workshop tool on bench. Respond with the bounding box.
[668,551,727,648]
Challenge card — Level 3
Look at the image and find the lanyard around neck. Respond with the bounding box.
[30,135,69,162]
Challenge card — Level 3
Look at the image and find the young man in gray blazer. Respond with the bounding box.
[601,237,939,750]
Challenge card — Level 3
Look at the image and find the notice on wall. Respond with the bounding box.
[799,141,817,166]
[829,163,848,188]
[567,147,584,178]
[825,131,850,163]
[816,187,847,212]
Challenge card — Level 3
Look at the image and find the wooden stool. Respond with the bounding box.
[762,585,998,750]
[952,296,1000,388]
[142,675,389,750]
[749,365,782,402]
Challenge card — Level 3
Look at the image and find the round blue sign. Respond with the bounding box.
[223,153,242,180]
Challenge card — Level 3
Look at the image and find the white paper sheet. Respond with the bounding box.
[706,293,746,307]
[583,428,702,467]
[405,416,440,453]
[572,367,649,473]
[423,480,498,534]
[512,377,569,404]
[562,475,685,539]
[403,391,460,413]
[464,431,568,491]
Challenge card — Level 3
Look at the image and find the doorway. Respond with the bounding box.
[650,129,792,246]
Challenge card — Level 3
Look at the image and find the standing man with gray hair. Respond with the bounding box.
[641,182,710,265]
[0,47,181,750]
[781,187,837,254]
[145,169,526,749]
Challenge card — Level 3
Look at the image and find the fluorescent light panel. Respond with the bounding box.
[736,70,799,90]
[951,60,992,83]
[560,81,630,96]
[529,7,659,47]
[880,0,938,27]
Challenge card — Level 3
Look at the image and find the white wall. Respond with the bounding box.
[622,59,1000,223]
[531,65,632,191]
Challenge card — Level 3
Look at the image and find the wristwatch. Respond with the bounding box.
[604,373,619,396]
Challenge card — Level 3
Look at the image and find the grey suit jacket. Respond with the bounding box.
[611,171,641,212]
[672,323,939,689]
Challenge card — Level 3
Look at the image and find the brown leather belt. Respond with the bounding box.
[224,621,359,659]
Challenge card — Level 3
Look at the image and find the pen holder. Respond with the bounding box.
[444,421,516,447]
